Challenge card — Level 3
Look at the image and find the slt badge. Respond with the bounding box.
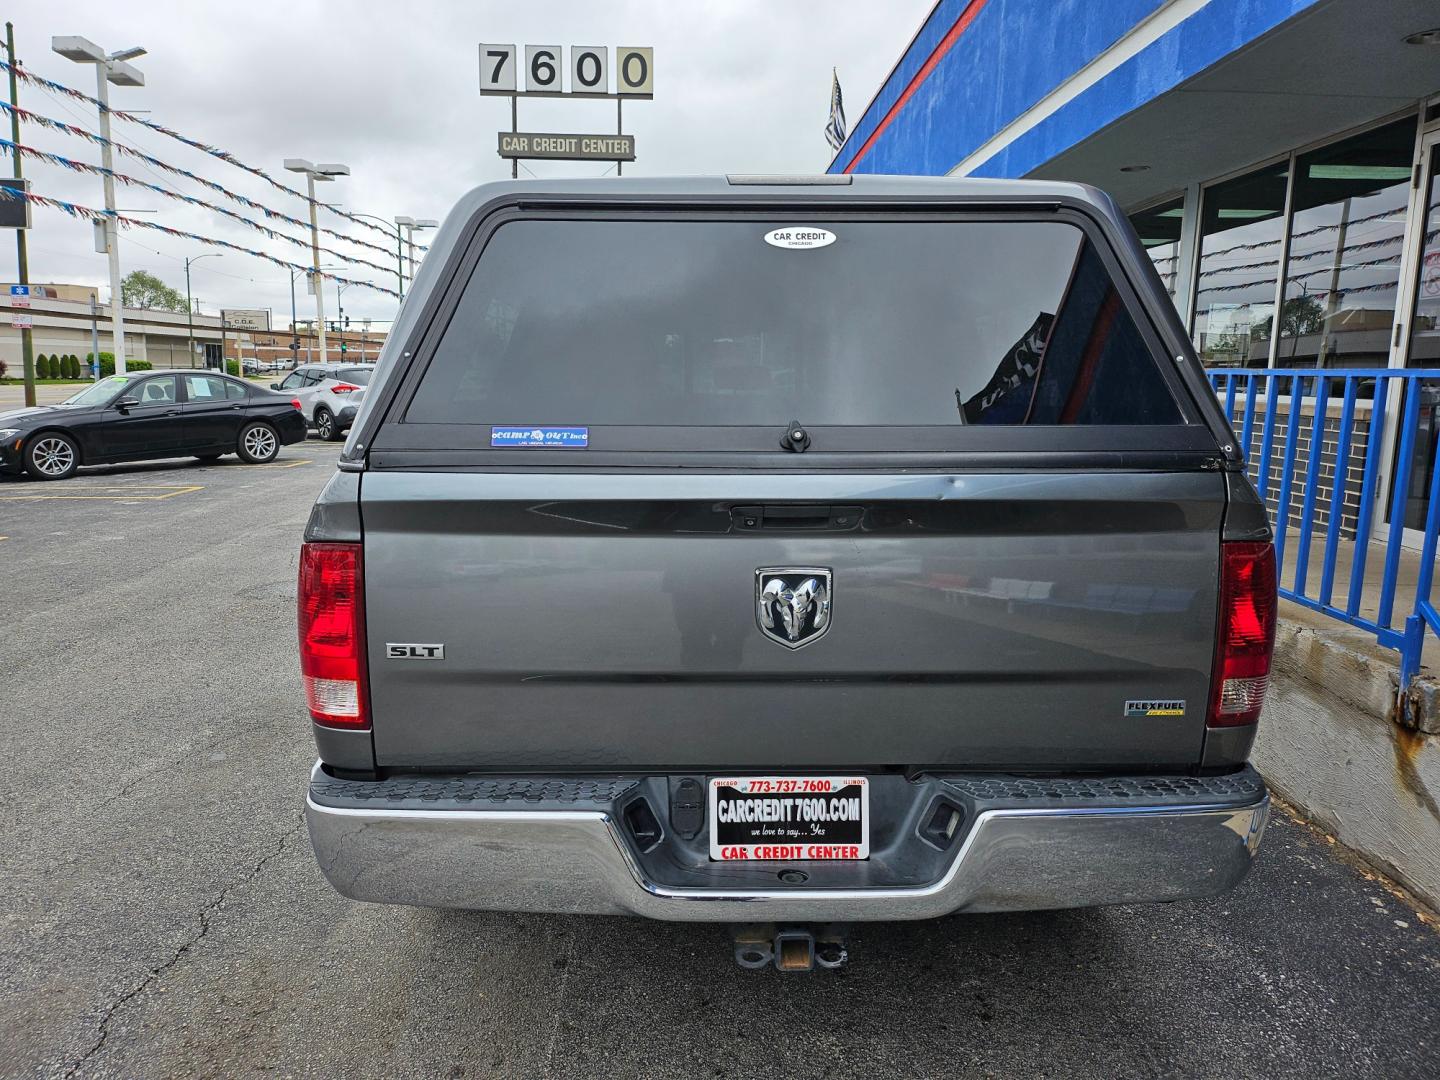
[755,568,832,649]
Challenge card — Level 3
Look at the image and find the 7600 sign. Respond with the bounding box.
[479,44,653,97]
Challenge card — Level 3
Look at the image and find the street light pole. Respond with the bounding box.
[185,253,221,368]
[53,36,146,375]
[349,212,407,300]
[283,158,348,364]
[396,218,439,283]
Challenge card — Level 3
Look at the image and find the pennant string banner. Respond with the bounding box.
[0,135,402,279]
[1196,251,1405,299]
[0,99,405,265]
[1187,226,1433,281]
[1147,205,1403,265]
[0,183,399,299]
[0,59,428,253]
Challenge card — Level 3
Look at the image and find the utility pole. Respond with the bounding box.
[53,36,147,375]
[5,23,35,407]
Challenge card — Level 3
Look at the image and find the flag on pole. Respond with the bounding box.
[825,69,847,152]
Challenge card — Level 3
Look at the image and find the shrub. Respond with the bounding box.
[68,355,81,379]
[0,357,8,378]
[90,354,151,377]
[225,359,240,376]
[37,354,51,378]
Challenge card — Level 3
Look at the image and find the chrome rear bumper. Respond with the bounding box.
[306,765,1269,922]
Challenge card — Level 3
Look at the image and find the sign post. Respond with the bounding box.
[480,44,652,178]
[220,309,270,375]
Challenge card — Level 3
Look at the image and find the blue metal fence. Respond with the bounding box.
[1206,367,1440,698]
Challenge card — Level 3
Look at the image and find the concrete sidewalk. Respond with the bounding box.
[1262,529,1440,913]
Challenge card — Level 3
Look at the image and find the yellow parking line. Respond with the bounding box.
[0,484,203,502]
[257,459,312,469]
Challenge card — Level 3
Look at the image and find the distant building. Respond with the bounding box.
[1,284,385,370]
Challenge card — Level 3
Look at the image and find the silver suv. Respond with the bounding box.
[272,363,373,441]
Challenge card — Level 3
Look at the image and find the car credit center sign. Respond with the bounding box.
[498,133,634,161]
[480,45,651,166]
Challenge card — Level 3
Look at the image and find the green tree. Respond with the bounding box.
[37,354,51,378]
[1251,294,1327,343]
[67,355,81,379]
[120,269,190,313]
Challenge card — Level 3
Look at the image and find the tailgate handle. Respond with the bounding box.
[732,505,862,531]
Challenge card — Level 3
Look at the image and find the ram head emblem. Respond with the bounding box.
[755,568,833,649]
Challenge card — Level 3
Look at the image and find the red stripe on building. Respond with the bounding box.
[842,0,991,174]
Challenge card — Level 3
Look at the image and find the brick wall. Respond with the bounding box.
[1230,395,1373,540]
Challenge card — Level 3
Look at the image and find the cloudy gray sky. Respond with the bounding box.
[10,1,931,329]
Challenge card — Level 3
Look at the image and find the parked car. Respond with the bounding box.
[300,176,1277,972]
[272,363,374,441]
[0,370,306,480]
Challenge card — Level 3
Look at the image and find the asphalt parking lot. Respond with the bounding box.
[3,445,1440,1079]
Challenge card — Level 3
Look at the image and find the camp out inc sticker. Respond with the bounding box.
[764,227,837,250]
[490,426,588,448]
[1125,699,1186,718]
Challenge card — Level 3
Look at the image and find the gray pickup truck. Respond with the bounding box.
[300,175,1275,971]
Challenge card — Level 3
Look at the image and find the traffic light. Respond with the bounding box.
[340,342,348,354]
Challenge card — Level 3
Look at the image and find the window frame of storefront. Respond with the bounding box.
[1135,103,1440,546]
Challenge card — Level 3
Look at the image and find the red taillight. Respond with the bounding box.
[1208,541,1276,728]
[291,397,303,411]
[331,383,360,394]
[298,542,369,729]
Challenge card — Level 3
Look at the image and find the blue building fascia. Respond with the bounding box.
[829,0,1324,179]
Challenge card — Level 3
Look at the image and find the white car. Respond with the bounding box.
[272,363,374,441]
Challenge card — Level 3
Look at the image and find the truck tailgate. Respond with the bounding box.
[360,469,1222,771]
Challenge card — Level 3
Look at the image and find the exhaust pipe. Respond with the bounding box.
[730,924,849,972]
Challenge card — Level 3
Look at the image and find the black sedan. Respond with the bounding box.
[0,370,308,481]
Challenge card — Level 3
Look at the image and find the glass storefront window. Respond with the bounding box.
[1279,116,1415,369]
[1398,141,1440,532]
[1129,197,1183,297]
[1192,162,1290,368]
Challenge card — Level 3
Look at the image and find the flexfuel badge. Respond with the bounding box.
[1125,699,1186,718]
